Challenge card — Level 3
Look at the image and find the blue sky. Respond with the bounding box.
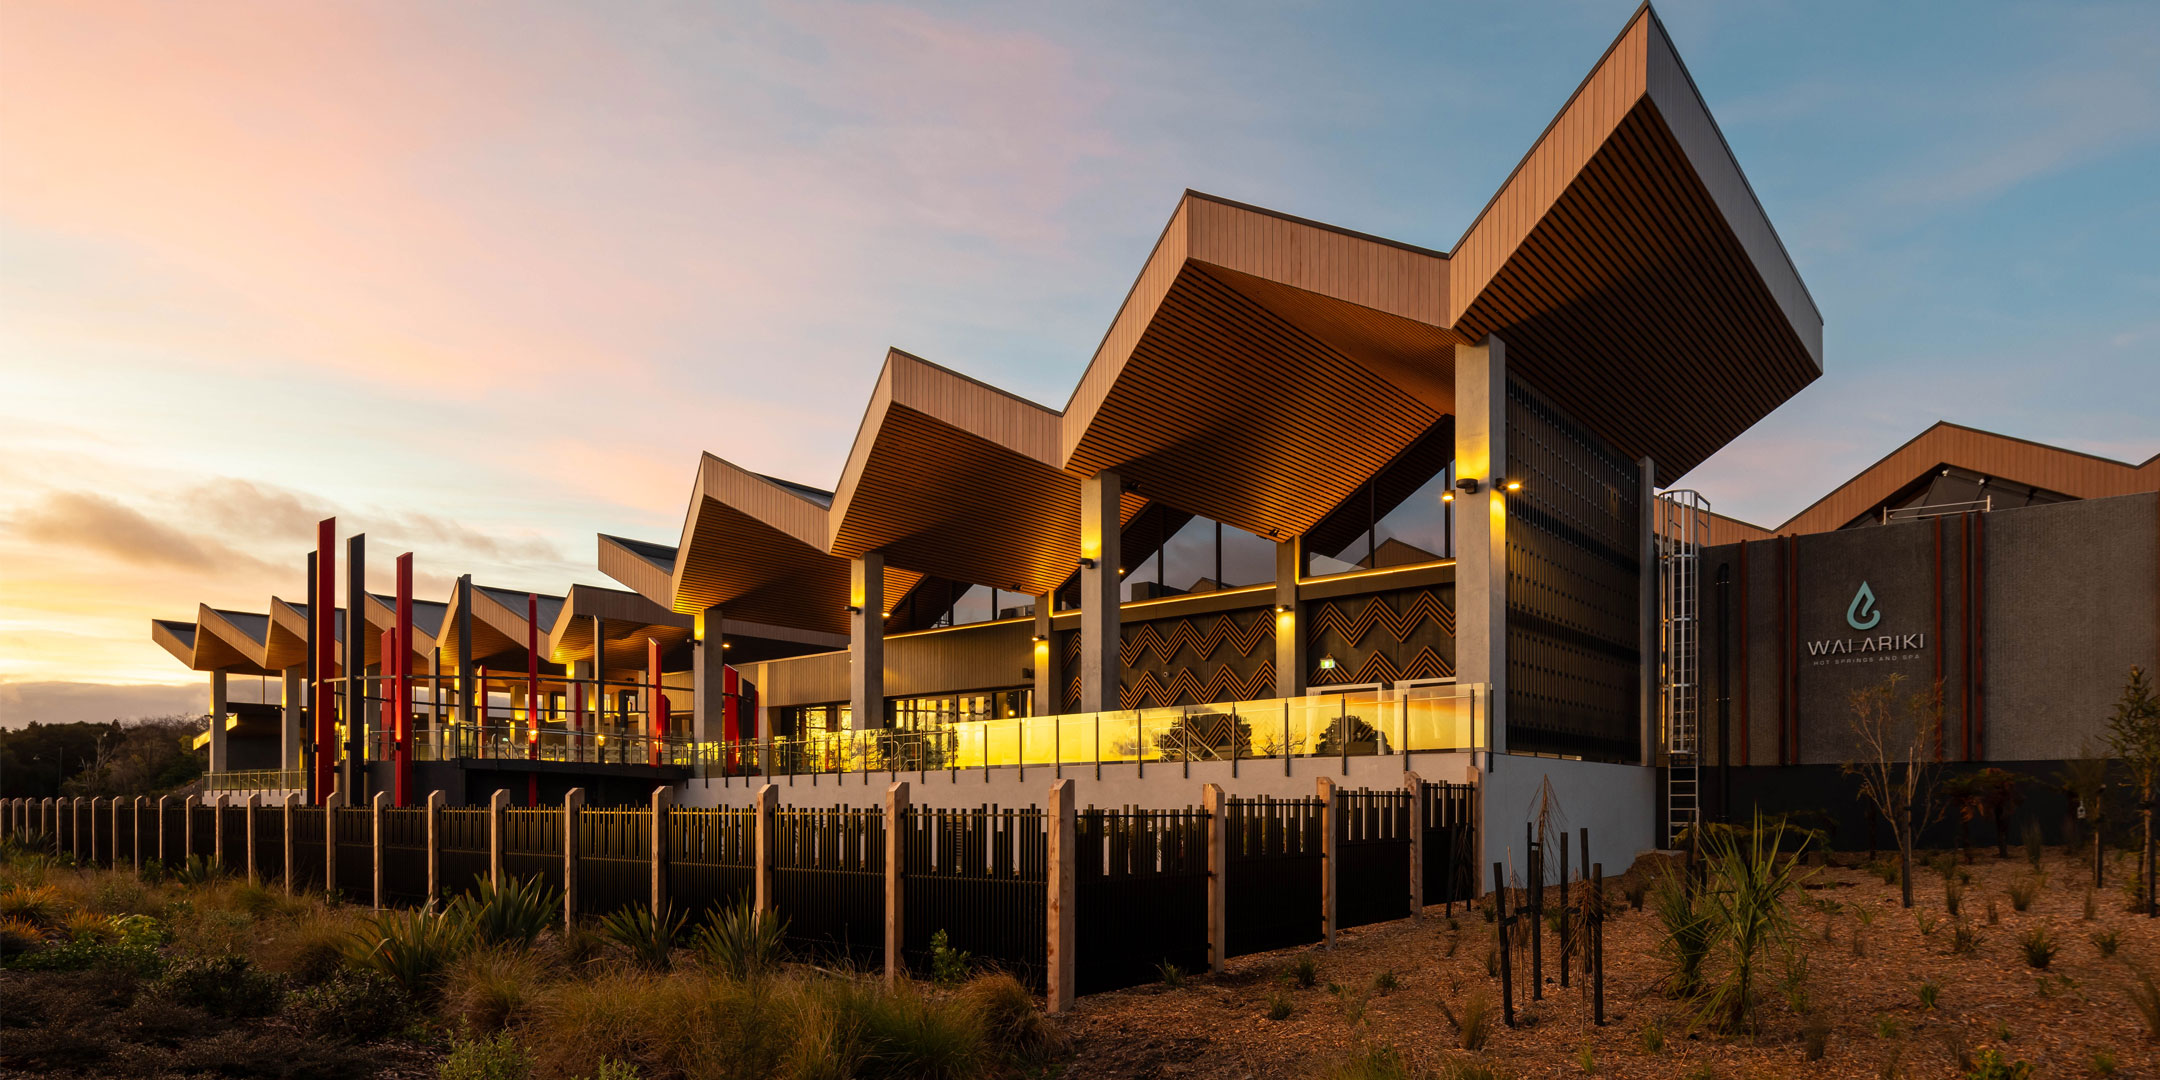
[1,0,2155,712]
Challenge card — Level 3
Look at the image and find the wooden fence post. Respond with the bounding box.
[1403,772,1424,918]
[885,781,908,984]
[1466,763,1485,899]
[1047,778,1077,1014]
[563,788,584,927]
[323,789,344,899]
[244,795,261,886]
[1317,776,1338,947]
[283,793,298,895]
[652,786,673,918]
[87,798,101,866]
[488,788,509,889]
[133,797,147,876]
[754,784,777,918]
[1592,862,1605,1025]
[426,791,446,905]
[1203,783,1227,974]
[372,791,388,910]
[183,794,200,867]
[156,796,170,870]
[76,796,89,861]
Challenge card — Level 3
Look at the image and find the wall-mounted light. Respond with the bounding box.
[1318,654,1338,671]
[1441,490,1455,503]
[844,604,863,615]
[1504,478,1522,492]
[1275,604,1292,614]
[1455,477,1482,495]
[720,642,732,650]
[1078,557,1098,570]
[1031,634,1048,643]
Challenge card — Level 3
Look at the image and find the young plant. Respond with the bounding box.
[1950,920,1982,956]
[1575,1043,1597,1074]
[1288,954,1319,989]
[1875,1014,1902,1039]
[1371,968,1399,994]
[2018,926,2057,970]
[343,908,468,1001]
[1918,978,1940,1010]
[2127,965,2160,1042]
[2101,666,2160,919]
[1156,960,1185,988]
[1651,871,1713,998]
[2006,876,2040,913]
[1639,1017,1665,1054]
[688,900,786,979]
[2090,1047,2118,1076]
[595,904,685,972]
[1844,674,1949,908]
[1986,900,2001,926]
[1265,990,1293,1021]
[2021,821,2045,870]
[2091,926,2121,957]
[1945,876,1965,916]
[447,875,559,949]
[1438,990,1496,1050]
[928,929,972,986]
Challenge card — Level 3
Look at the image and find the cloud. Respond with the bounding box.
[11,492,278,576]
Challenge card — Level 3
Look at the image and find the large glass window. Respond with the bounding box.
[1304,459,1454,578]
[891,689,1031,731]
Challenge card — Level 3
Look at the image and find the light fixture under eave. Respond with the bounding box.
[1275,604,1291,614]
[1440,490,1455,503]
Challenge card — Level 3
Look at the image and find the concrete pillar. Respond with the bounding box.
[1639,456,1659,767]
[1078,469,1122,713]
[1404,771,1424,917]
[884,781,909,984]
[371,791,387,910]
[1274,541,1304,698]
[1318,775,1339,947]
[1203,783,1227,973]
[754,784,777,917]
[133,796,147,873]
[426,790,445,903]
[155,796,170,868]
[208,670,230,774]
[1455,337,1508,758]
[245,795,261,886]
[1046,778,1078,1013]
[283,793,298,895]
[1032,595,1057,716]
[183,794,200,866]
[281,664,306,773]
[651,786,672,917]
[322,789,342,897]
[850,555,884,730]
[562,788,583,926]
[75,797,88,861]
[693,606,725,743]
[487,788,509,889]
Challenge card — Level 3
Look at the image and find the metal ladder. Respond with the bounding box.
[1657,490,1709,847]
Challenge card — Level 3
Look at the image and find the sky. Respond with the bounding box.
[3,1,2156,725]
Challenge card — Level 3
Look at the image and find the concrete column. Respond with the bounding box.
[1404,771,1424,917]
[426,790,445,903]
[1455,337,1508,758]
[884,781,908,984]
[245,795,261,886]
[155,796,169,868]
[321,789,342,898]
[693,606,725,743]
[75,797,88,861]
[1203,783,1227,973]
[651,786,672,917]
[1046,778,1077,1013]
[281,664,306,773]
[133,796,147,873]
[562,788,583,926]
[208,670,230,774]
[1318,775,1338,947]
[1274,541,1304,698]
[487,788,509,889]
[183,794,200,866]
[1032,595,1057,716]
[1639,456,1659,767]
[1078,469,1122,713]
[850,555,884,730]
[371,791,387,910]
[753,784,777,916]
[283,793,298,895]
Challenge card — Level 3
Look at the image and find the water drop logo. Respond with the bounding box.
[1846,581,1881,631]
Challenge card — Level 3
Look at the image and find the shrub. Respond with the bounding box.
[0,883,61,927]
[1156,960,1185,988]
[1288,954,1319,989]
[1651,872,1713,997]
[2018,926,2057,969]
[1919,978,1940,1010]
[154,954,283,1018]
[1372,968,1399,993]
[9,912,164,975]
[1439,989,1496,1050]
[443,946,548,1035]
[2007,876,2040,913]
[1265,990,1293,1021]
[1916,910,1941,937]
[343,908,467,1000]
[689,901,786,980]
[1951,920,1982,956]
[2092,926,2121,958]
[789,976,986,1080]
[448,876,559,949]
[2128,965,2160,1042]
[0,915,43,959]
[1639,1017,1665,1053]
[287,968,410,1043]
[1875,1014,1901,1039]
[928,929,974,986]
[1321,1045,1418,1080]
[257,909,356,985]
[2091,1047,2118,1076]
[440,1031,532,1080]
[1576,1043,1597,1074]
[597,905,685,972]
[1965,1048,2034,1080]
[956,972,1066,1067]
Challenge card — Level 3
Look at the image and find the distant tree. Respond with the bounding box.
[2052,747,2111,850]
[64,716,205,797]
[1842,674,1946,908]
[2101,666,2160,917]
[1939,768,2026,861]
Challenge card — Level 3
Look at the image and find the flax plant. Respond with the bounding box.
[1694,811,1815,1034]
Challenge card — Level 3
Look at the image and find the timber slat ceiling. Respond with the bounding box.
[650,3,1824,627]
[545,583,693,671]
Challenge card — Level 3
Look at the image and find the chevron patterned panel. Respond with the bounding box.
[1307,585,1456,687]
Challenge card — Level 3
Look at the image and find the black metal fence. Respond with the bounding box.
[160,801,187,866]
[772,806,884,969]
[903,805,1046,988]
[382,808,429,906]
[502,808,562,893]
[1224,796,1323,957]
[1337,789,1411,929]
[219,805,250,878]
[333,808,372,900]
[252,806,284,885]
[439,807,491,899]
[1420,780,1477,908]
[577,809,650,920]
[93,801,114,868]
[115,801,136,868]
[1075,807,1207,994]
[291,806,327,892]
[190,804,217,863]
[668,807,754,922]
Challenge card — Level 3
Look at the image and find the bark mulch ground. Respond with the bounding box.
[1061,850,2160,1079]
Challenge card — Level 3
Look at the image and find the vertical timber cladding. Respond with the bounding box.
[1503,377,1642,761]
[1305,581,1456,688]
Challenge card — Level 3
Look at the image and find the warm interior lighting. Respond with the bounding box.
[720,642,731,650]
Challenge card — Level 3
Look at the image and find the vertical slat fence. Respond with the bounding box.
[577,808,651,920]
[1224,796,1324,957]
[902,805,1047,988]
[772,806,885,970]
[1336,788,1412,929]
[668,807,755,923]
[381,808,430,906]
[438,808,493,899]
[1074,807,1208,993]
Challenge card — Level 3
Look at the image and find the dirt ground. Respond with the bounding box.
[1060,850,2160,1079]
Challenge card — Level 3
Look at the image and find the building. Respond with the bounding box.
[145,6,2153,873]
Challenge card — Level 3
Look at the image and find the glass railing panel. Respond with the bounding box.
[1135,706,1187,762]
[1018,716,1061,765]
[1097,712,1143,764]
[1404,688,1473,751]
[1057,714,1097,765]
[1335,689,1390,756]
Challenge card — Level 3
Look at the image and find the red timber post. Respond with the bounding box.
[526,594,541,763]
[395,553,414,805]
[1933,517,1946,759]
[647,637,665,767]
[380,629,397,763]
[314,519,338,803]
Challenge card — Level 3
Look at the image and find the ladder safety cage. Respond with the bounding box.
[1656,490,1710,847]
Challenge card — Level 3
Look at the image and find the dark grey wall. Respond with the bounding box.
[1702,492,2157,768]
